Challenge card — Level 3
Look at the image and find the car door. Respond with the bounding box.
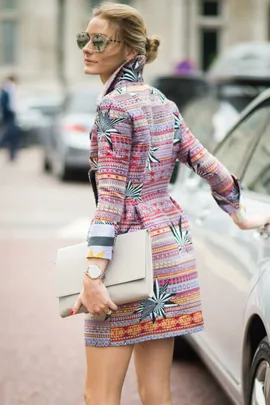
[173,98,270,386]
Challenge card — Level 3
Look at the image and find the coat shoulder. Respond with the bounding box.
[100,85,140,116]
[100,83,179,118]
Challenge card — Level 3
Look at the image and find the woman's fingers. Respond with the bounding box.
[72,293,83,315]
[71,287,118,317]
[107,299,118,312]
[90,301,118,317]
[93,305,102,316]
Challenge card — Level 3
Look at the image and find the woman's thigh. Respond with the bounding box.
[84,344,134,405]
[134,338,174,405]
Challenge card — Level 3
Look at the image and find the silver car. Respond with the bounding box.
[171,89,270,405]
[43,88,99,180]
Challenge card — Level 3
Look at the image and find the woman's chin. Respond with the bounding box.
[84,65,99,75]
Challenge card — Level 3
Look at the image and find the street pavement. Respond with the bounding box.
[0,148,233,405]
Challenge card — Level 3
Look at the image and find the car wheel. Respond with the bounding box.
[52,155,71,181]
[248,336,270,405]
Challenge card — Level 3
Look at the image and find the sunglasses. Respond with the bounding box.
[76,32,121,52]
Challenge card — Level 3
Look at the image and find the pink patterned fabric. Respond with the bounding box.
[84,56,242,346]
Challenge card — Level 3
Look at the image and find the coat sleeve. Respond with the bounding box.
[173,106,246,221]
[86,99,132,261]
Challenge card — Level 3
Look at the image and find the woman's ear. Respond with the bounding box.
[125,47,138,61]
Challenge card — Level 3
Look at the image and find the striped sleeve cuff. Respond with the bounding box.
[86,223,115,260]
[212,175,241,214]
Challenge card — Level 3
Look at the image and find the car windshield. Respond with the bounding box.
[182,97,222,152]
[182,96,239,152]
[65,91,99,114]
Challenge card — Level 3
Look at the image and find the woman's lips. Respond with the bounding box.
[85,59,98,64]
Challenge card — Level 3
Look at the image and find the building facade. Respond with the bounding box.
[0,0,270,95]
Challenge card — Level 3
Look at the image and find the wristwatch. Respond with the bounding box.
[85,264,104,280]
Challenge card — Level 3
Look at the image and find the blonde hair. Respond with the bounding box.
[93,2,160,64]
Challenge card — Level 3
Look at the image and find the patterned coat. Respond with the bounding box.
[85,55,243,347]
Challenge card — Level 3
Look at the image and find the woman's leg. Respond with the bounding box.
[84,344,134,405]
[134,338,174,405]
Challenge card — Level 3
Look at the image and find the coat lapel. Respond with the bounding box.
[97,55,146,104]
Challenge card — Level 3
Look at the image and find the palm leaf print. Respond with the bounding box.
[187,150,199,173]
[115,86,136,97]
[147,145,160,171]
[169,216,192,252]
[133,279,177,323]
[151,88,166,103]
[186,150,208,177]
[213,188,239,208]
[96,107,126,150]
[115,87,126,95]
[90,157,98,170]
[119,60,143,82]
[125,181,143,201]
[173,113,182,145]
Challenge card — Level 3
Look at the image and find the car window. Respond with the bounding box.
[170,97,221,184]
[242,119,270,196]
[214,100,270,178]
[183,96,221,152]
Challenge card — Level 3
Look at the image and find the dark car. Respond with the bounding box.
[152,75,208,112]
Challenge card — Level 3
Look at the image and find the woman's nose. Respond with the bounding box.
[83,47,94,55]
[83,40,95,54]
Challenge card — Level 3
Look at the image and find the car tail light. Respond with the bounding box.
[63,123,88,133]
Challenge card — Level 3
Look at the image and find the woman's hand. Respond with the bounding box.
[231,211,270,230]
[71,258,118,317]
[72,276,118,317]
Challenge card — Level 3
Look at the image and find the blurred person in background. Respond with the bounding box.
[0,75,21,161]
[68,2,270,405]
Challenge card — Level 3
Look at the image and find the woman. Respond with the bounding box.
[72,3,270,404]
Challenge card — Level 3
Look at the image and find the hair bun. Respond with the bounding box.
[146,36,160,51]
[145,35,160,64]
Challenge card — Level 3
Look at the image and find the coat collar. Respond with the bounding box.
[98,55,145,102]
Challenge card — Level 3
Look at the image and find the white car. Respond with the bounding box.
[43,89,99,180]
[172,88,270,405]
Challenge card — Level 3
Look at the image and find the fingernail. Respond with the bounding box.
[70,310,75,315]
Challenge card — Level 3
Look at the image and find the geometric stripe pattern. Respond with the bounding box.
[85,55,243,346]
[87,223,115,259]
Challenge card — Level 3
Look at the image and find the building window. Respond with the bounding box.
[200,0,221,17]
[1,20,17,64]
[0,0,18,65]
[0,0,17,9]
[197,0,223,71]
[200,28,219,71]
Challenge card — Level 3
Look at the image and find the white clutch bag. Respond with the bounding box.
[56,229,153,318]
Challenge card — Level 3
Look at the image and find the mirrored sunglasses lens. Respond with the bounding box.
[76,33,89,49]
[92,35,108,52]
[92,41,106,52]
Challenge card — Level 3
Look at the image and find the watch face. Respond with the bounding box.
[88,265,101,279]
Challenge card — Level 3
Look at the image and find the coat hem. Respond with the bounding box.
[84,324,204,347]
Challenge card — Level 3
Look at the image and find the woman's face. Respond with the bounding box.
[82,16,128,83]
